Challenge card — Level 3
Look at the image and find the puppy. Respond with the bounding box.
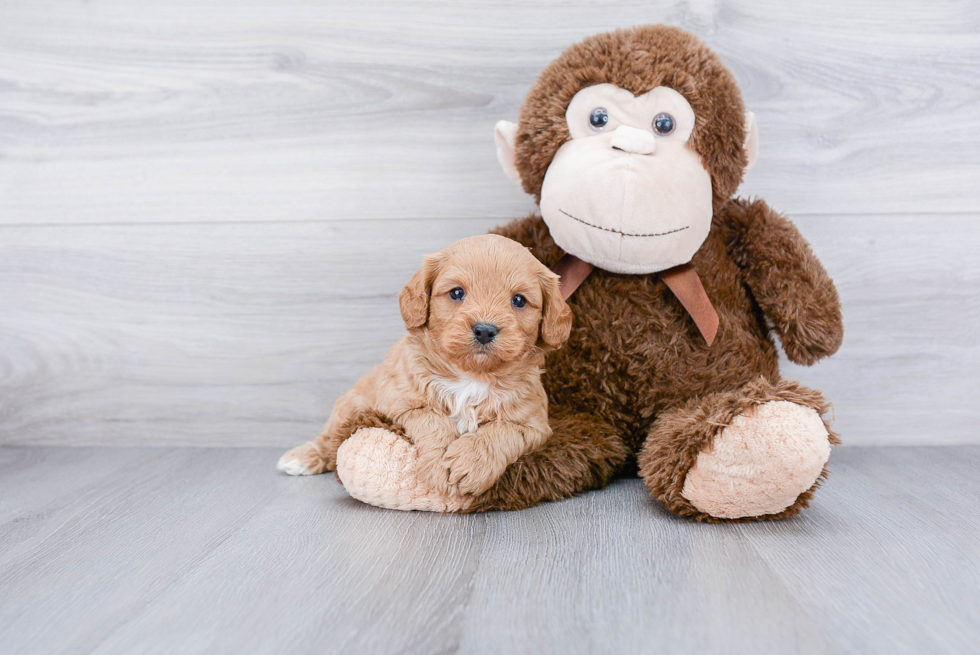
[277,234,572,496]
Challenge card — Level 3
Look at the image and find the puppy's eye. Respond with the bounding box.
[589,107,609,131]
[449,287,465,301]
[652,113,675,136]
[511,294,527,309]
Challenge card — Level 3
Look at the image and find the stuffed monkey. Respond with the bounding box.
[331,25,844,521]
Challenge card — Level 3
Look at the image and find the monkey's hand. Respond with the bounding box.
[721,198,844,365]
[335,427,476,512]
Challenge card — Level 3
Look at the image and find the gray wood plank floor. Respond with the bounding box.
[1,446,978,654]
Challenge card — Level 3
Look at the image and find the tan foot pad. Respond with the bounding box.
[681,401,831,519]
[336,428,474,513]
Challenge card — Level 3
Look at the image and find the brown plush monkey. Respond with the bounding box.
[334,25,844,521]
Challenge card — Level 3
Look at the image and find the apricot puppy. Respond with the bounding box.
[277,234,572,497]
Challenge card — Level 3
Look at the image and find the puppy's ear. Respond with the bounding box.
[399,254,441,329]
[538,268,573,350]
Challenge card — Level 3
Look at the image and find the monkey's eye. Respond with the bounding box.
[512,294,527,309]
[589,107,609,131]
[653,113,675,136]
[449,287,465,301]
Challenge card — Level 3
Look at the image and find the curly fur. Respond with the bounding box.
[280,234,572,497]
[514,25,748,213]
[469,406,630,513]
[638,376,840,522]
[330,25,844,522]
[482,195,842,520]
[476,27,842,522]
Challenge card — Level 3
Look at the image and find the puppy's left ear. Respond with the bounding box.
[538,269,573,350]
[399,254,441,330]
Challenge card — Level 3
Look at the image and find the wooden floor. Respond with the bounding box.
[1,446,977,654]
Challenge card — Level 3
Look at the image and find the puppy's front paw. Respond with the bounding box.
[277,441,329,476]
[416,449,452,496]
[444,439,498,496]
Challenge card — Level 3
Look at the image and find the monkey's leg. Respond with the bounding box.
[336,405,628,513]
[638,377,839,522]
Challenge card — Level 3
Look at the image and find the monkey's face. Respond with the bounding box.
[494,28,759,275]
[538,84,713,275]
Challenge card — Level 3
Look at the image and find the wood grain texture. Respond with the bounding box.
[2,1,978,447]
[740,446,980,655]
[0,217,495,446]
[1,445,978,654]
[1,0,978,225]
[1,214,977,447]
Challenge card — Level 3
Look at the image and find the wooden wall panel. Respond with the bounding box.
[1,215,976,446]
[1,0,977,445]
[1,0,978,225]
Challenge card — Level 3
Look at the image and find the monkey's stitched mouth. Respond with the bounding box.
[559,209,690,238]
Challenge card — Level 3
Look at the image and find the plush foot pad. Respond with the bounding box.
[336,427,474,512]
[681,400,831,519]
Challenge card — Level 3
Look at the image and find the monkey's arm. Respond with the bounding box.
[718,198,843,365]
[490,214,565,268]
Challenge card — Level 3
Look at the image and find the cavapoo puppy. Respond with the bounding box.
[277,234,572,496]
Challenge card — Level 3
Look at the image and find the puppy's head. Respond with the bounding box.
[399,234,572,373]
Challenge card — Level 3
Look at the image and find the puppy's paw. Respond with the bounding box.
[444,439,498,496]
[416,449,453,496]
[277,442,329,476]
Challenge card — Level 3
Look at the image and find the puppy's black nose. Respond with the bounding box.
[472,323,498,345]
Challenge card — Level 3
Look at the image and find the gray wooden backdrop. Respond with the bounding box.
[1,0,978,447]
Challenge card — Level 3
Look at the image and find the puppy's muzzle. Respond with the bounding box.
[472,323,498,345]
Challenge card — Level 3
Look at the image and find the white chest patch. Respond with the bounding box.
[432,376,491,434]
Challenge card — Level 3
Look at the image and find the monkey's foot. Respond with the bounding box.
[336,428,475,512]
[681,401,831,519]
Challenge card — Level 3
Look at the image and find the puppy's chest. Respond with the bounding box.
[431,376,502,434]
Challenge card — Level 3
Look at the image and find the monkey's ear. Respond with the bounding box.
[494,120,522,185]
[399,254,441,330]
[743,111,759,171]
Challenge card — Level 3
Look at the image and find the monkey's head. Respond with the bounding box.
[495,25,759,275]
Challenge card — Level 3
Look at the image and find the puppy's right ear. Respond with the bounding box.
[538,268,573,350]
[399,254,441,329]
